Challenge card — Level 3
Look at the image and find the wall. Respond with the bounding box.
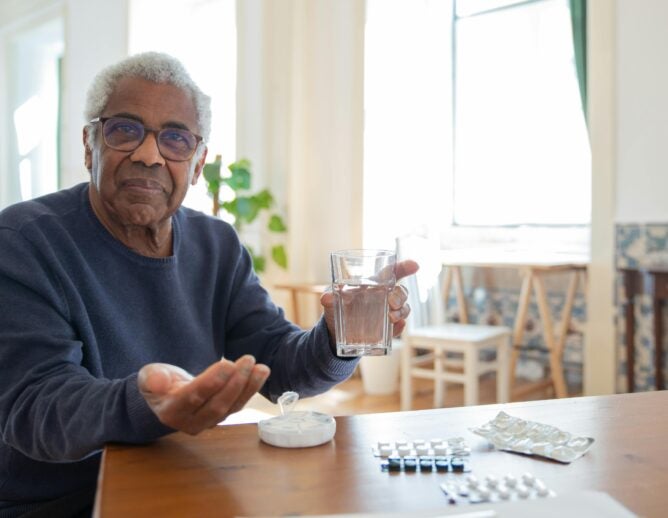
[60,0,128,188]
[616,0,668,224]
[609,0,668,392]
[0,0,128,197]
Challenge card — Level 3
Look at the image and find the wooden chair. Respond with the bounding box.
[273,283,328,329]
[400,322,511,409]
[397,235,511,409]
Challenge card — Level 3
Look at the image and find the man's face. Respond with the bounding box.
[84,76,207,229]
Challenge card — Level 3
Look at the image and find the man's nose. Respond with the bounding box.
[129,131,165,167]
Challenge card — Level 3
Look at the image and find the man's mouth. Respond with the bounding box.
[121,178,164,193]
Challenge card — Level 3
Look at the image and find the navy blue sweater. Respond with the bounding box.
[0,183,356,514]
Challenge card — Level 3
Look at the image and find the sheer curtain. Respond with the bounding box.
[236,0,365,285]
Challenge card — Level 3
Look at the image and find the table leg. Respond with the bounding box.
[510,270,533,392]
[533,273,568,398]
[400,340,413,411]
[654,297,664,391]
[453,266,469,324]
[497,333,510,403]
[443,267,453,313]
[623,271,636,392]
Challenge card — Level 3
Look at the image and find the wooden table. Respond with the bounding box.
[441,249,588,399]
[95,391,667,517]
[619,267,668,391]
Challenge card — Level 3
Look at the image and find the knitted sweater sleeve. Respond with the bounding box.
[0,228,172,462]
[216,231,359,403]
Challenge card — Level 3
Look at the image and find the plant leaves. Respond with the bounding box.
[202,162,222,195]
[225,167,250,191]
[203,161,221,183]
[226,160,251,191]
[272,245,288,269]
[254,189,274,209]
[268,214,287,232]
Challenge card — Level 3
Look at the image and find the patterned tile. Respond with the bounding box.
[616,223,668,392]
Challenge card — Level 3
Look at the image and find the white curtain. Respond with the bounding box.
[236,0,365,286]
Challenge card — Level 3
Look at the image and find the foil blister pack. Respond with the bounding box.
[470,411,594,463]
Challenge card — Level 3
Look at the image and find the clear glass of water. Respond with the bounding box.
[330,249,396,357]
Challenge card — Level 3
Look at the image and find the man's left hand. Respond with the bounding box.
[320,259,419,347]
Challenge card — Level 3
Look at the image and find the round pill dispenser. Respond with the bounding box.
[258,392,336,448]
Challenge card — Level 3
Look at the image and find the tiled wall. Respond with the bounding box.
[616,223,668,391]
[444,271,586,392]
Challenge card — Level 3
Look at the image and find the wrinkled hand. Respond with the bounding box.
[321,259,419,345]
[138,355,270,435]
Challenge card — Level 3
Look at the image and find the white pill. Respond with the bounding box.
[477,488,491,500]
[467,475,480,488]
[517,486,530,499]
[521,472,536,486]
[395,439,409,447]
[377,440,392,449]
[379,445,394,457]
[415,444,430,456]
[498,487,511,500]
[503,474,517,487]
[537,486,550,497]
[430,438,443,447]
[397,445,411,456]
[433,444,448,455]
[484,475,498,487]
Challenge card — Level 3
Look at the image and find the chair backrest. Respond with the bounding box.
[396,234,445,331]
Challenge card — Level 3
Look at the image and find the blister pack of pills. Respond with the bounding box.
[372,437,471,458]
[470,411,594,463]
[373,437,471,473]
[440,472,556,505]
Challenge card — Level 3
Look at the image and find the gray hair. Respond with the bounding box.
[84,52,211,146]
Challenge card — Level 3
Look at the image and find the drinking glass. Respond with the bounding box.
[330,249,396,356]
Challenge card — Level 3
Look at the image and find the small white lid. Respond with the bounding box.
[257,391,336,448]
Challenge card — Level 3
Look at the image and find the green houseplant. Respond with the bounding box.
[202,156,288,273]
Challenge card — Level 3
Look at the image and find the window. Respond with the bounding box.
[363,0,590,249]
[5,17,64,206]
[453,0,590,225]
[129,0,237,216]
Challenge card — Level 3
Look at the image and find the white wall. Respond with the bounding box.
[615,0,668,224]
[0,0,128,196]
[60,0,128,188]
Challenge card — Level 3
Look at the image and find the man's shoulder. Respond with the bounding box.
[177,206,238,237]
[0,183,88,233]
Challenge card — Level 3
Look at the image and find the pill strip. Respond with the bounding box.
[372,437,471,459]
[470,411,594,463]
[440,472,556,505]
[381,454,471,473]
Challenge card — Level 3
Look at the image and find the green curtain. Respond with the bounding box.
[569,0,587,125]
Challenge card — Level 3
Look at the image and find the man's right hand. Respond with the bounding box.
[138,355,270,435]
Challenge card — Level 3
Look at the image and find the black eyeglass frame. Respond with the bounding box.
[89,116,204,162]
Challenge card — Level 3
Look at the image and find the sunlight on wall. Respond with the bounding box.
[8,17,63,203]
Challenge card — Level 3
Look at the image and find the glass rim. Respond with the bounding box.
[330,249,396,259]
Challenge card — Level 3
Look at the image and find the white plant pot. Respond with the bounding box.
[359,339,403,395]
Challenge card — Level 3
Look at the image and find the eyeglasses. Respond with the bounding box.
[90,116,203,162]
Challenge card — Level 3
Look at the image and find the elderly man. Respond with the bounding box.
[0,52,417,517]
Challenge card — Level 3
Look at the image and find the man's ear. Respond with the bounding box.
[191,146,208,185]
[83,127,93,173]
